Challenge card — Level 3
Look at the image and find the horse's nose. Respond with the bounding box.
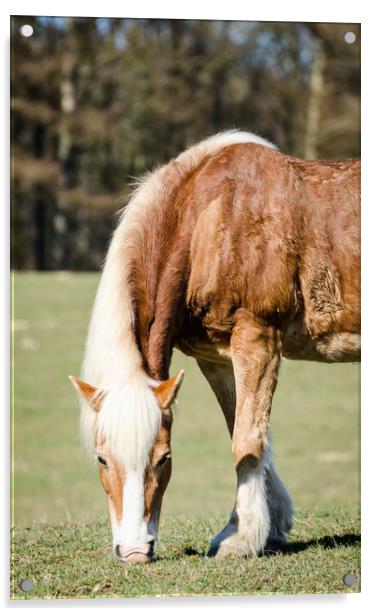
[114,540,154,563]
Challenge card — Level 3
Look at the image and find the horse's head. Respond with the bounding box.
[69,371,184,563]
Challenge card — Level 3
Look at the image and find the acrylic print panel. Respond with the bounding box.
[10,15,360,600]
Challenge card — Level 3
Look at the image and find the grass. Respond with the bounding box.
[11,509,360,599]
[11,272,361,598]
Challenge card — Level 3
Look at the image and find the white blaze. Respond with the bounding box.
[111,469,156,549]
[121,470,147,546]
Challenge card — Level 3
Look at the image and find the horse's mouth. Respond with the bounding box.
[115,543,154,563]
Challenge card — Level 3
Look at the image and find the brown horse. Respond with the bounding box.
[70,130,360,563]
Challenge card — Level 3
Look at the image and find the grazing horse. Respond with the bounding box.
[70,130,360,563]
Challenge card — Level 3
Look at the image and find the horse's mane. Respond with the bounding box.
[80,129,276,469]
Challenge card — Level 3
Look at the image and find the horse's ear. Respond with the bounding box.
[153,370,184,410]
[69,376,104,412]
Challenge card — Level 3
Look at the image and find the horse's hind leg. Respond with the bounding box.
[197,347,293,556]
[264,437,293,547]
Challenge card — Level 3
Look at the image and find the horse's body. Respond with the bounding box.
[167,147,360,368]
[72,131,360,562]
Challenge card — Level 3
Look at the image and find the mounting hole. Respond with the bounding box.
[344,31,356,45]
[19,578,33,592]
[20,24,34,38]
[343,572,356,587]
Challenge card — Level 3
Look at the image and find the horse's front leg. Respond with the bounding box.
[197,359,293,553]
[209,310,282,558]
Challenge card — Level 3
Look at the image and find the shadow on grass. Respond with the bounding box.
[161,533,361,561]
[265,532,361,557]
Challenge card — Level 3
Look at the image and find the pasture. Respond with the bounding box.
[11,272,360,598]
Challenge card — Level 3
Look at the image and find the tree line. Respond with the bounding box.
[11,17,360,270]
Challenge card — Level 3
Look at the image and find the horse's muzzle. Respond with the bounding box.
[114,540,154,563]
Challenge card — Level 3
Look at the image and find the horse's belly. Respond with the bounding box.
[176,316,361,365]
[175,337,232,365]
[283,325,360,363]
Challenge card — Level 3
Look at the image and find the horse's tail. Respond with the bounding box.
[80,130,275,464]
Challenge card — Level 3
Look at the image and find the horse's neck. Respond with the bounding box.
[138,277,187,381]
[135,235,192,382]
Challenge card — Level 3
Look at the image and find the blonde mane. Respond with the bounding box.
[80,129,276,469]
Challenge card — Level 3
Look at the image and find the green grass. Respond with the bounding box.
[11,509,360,599]
[11,272,361,598]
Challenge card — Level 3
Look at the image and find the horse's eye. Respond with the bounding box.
[156,453,171,467]
[97,455,108,468]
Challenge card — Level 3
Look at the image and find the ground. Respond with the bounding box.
[11,272,360,599]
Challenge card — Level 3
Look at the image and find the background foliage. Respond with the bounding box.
[11,17,360,270]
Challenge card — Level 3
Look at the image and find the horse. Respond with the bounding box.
[70,130,360,564]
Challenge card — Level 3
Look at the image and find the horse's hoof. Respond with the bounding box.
[208,537,258,559]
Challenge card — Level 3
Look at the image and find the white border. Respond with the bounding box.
[5,0,365,22]
[2,1,377,614]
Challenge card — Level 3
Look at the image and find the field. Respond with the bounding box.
[11,272,361,599]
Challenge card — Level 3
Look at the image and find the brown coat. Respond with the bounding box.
[129,143,360,379]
